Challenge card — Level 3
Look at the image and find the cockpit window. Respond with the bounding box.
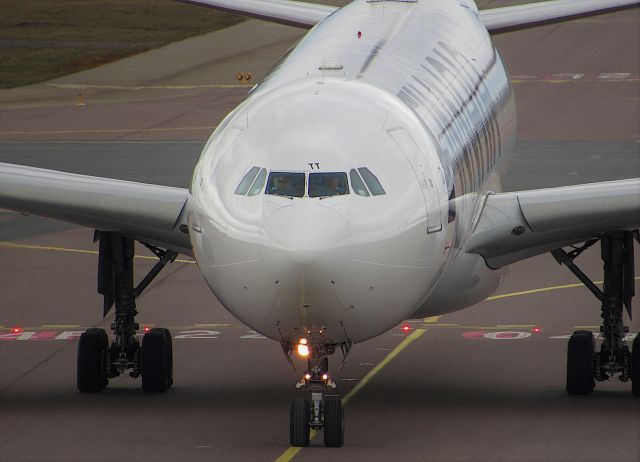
[308,172,349,198]
[358,167,386,196]
[266,172,305,197]
[234,166,260,195]
[349,169,370,197]
[247,168,267,196]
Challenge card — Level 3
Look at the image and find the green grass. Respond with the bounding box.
[0,0,244,88]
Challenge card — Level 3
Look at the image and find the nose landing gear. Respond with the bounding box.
[289,352,344,447]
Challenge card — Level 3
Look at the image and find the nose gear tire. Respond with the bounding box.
[290,398,311,447]
[77,328,109,393]
[566,330,595,395]
[323,398,344,447]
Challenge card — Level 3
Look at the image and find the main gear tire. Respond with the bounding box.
[566,330,595,395]
[142,328,171,392]
[632,333,640,397]
[77,328,109,392]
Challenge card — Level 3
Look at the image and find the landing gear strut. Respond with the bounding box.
[288,345,345,447]
[552,230,638,396]
[77,232,176,393]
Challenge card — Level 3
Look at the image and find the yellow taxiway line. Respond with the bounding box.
[0,241,196,264]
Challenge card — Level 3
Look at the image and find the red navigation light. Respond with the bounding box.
[402,325,411,332]
[12,327,23,334]
[143,326,151,333]
[532,326,542,334]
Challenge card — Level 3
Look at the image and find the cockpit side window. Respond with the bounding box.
[308,172,349,198]
[266,172,305,198]
[349,169,370,197]
[234,166,260,195]
[247,168,267,196]
[358,167,386,196]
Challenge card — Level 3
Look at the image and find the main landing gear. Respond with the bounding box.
[287,343,345,447]
[552,230,639,396]
[77,232,176,393]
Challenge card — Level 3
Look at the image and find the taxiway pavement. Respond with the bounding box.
[1,2,639,461]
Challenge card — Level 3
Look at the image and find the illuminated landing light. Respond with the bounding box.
[304,373,311,380]
[297,339,310,357]
[322,373,329,381]
[12,327,23,334]
[532,326,543,334]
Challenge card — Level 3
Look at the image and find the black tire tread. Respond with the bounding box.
[632,334,640,397]
[77,328,108,393]
[290,398,310,447]
[566,330,595,395]
[323,398,344,447]
[142,328,170,392]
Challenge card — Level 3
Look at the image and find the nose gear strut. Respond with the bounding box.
[552,230,639,396]
[77,232,175,393]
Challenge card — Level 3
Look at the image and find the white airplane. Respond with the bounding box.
[1,0,639,448]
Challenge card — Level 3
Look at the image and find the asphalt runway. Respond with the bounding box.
[1,3,639,462]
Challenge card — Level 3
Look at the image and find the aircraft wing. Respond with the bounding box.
[465,179,640,269]
[480,0,640,34]
[174,0,336,28]
[175,0,639,32]
[0,163,193,256]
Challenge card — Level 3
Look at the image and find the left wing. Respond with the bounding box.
[0,163,193,256]
[480,0,640,34]
[466,179,640,269]
[174,0,336,28]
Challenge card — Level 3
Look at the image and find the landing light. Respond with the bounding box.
[304,373,311,380]
[322,374,328,381]
[297,342,310,357]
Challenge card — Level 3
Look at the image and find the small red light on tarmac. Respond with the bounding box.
[143,326,150,333]
[532,326,542,334]
[402,325,411,332]
[12,327,23,334]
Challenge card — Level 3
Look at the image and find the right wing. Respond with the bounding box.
[0,163,192,256]
[465,179,640,269]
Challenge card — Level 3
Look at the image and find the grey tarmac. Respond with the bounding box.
[0,2,639,461]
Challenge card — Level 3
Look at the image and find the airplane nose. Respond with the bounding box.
[261,204,352,341]
[263,204,351,262]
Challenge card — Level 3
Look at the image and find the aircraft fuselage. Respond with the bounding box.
[189,0,516,346]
